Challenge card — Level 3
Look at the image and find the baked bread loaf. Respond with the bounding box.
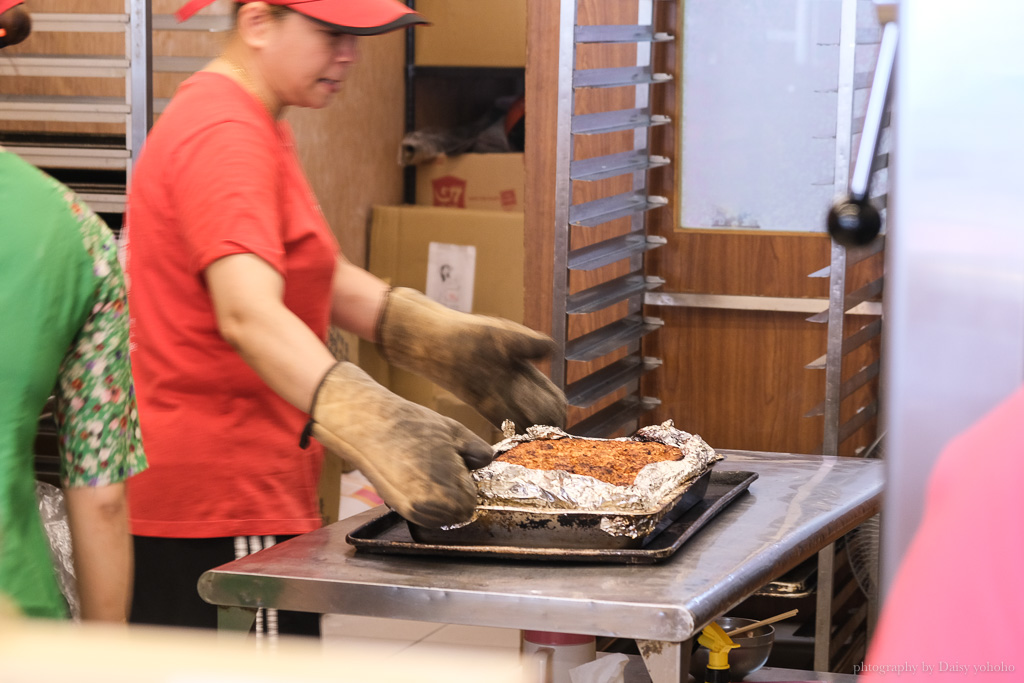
[494,438,684,487]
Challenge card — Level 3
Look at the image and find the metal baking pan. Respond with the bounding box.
[753,556,818,598]
[346,470,757,564]
[408,469,714,550]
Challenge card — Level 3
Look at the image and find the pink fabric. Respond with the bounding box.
[860,386,1024,678]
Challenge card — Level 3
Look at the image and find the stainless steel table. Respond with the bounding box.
[199,451,882,683]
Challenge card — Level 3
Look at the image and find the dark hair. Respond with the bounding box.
[232,2,346,34]
[0,4,31,49]
[232,2,293,23]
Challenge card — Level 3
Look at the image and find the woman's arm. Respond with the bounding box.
[329,255,390,342]
[63,483,131,622]
[207,254,495,530]
[205,253,339,412]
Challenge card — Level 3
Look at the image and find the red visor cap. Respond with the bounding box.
[0,0,24,15]
[177,0,427,35]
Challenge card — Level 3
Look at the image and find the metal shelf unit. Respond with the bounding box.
[803,0,895,672]
[0,4,148,207]
[551,0,672,438]
[0,6,229,214]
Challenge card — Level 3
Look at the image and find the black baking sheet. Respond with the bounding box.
[345,470,758,564]
[409,468,713,550]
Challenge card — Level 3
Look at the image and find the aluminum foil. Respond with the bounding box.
[473,420,722,515]
[36,481,80,620]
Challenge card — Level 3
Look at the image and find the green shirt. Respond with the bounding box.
[0,149,146,618]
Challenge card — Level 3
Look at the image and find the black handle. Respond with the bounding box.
[827,197,883,247]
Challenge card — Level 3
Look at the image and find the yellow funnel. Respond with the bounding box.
[698,622,739,671]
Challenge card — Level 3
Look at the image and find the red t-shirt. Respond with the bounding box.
[125,72,337,538]
[861,386,1024,677]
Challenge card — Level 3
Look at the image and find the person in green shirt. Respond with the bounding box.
[1,0,147,621]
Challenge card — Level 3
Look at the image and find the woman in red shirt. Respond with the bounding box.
[125,0,565,634]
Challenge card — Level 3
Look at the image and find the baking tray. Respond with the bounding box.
[346,470,758,564]
[409,468,714,550]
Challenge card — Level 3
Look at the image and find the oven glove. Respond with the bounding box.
[376,287,567,431]
[306,361,493,528]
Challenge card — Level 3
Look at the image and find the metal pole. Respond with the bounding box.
[127,0,152,179]
[550,0,578,390]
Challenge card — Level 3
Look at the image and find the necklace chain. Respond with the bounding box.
[225,58,274,117]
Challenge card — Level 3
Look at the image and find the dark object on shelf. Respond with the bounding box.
[726,557,818,672]
[399,95,524,166]
[733,557,818,621]
[0,131,126,149]
[504,95,525,152]
[346,470,757,563]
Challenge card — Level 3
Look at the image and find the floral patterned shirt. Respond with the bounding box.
[53,191,146,487]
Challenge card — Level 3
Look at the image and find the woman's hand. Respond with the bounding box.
[376,287,567,431]
[308,362,493,528]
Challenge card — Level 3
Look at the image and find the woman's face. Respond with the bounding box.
[262,9,359,110]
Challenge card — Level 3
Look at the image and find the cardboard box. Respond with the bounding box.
[358,205,526,443]
[416,153,524,212]
[414,0,526,68]
[366,205,525,321]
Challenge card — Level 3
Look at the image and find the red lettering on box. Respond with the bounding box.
[431,175,467,208]
[500,189,517,209]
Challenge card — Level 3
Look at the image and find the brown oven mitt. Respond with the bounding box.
[303,362,493,528]
[376,287,567,431]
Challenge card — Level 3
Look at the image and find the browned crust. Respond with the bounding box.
[495,438,683,487]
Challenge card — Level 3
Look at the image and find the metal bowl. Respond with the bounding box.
[689,617,775,680]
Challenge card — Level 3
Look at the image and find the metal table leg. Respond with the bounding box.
[814,543,836,670]
[217,605,257,636]
[637,639,690,683]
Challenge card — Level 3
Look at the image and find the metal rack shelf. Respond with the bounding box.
[551,0,671,437]
[575,25,673,45]
[30,12,129,31]
[0,55,129,77]
[568,232,667,272]
[0,4,149,214]
[566,272,665,315]
[569,191,669,228]
[3,6,224,215]
[569,395,662,438]
[573,66,672,89]
[564,315,664,364]
[565,355,662,408]
[571,150,670,182]
[0,144,130,170]
[0,94,131,123]
[803,0,896,672]
[571,109,671,136]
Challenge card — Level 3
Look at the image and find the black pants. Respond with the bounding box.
[130,535,320,637]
